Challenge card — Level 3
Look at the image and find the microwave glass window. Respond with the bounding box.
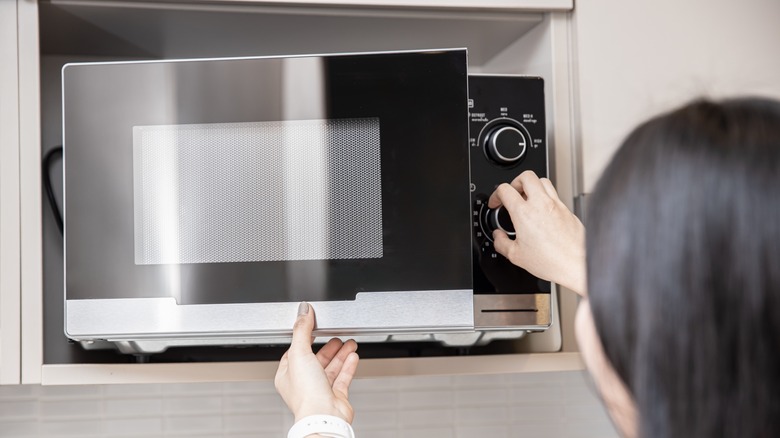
[132,118,383,265]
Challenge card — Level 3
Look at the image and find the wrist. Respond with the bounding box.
[294,404,350,424]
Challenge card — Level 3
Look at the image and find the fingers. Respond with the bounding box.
[274,350,290,391]
[488,182,524,210]
[539,177,560,201]
[290,302,315,355]
[323,340,358,385]
[315,338,344,368]
[492,229,516,260]
[513,170,547,200]
[487,170,547,208]
[332,351,360,399]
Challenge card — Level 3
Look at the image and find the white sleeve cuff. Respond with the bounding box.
[288,414,356,438]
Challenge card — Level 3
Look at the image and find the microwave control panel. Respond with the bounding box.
[468,75,552,329]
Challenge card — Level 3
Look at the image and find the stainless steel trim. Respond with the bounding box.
[66,289,474,341]
[60,47,468,70]
[78,330,530,354]
[473,294,551,330]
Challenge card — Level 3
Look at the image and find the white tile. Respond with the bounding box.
[456,425,508,438]
[351,377,403,392]
[161,382,224,395]
[352,431,398,438]
[40,400,102,419]
[230,434,287,438]
[399,390,454,409]
[39,385,102,399]
[40,419,103,436]
[564,402,609,421]
[505,422,566,438]
[508,370,567,386]
[559,420,619,438]
[222,381,275,394]
[507,402,565,423]
[564,382,601,404]
[224,413,283,433]
[561,370,593,385]
[401,427,454,438]
[222,394,281,413]
[0,368,620,438]
[163,415,222,434]
[0,385,40,399]
[351,410,398,429]
[398,408,454,428]
[452,373,509,388]
[104,398,163,418]
[163,396,222,414]
[509,383,565,404]
[0,420,39,436]
[103,417,163,436]
[0,400,38,419]
[396,375,454,390]
[351,391,399,411]
[280,412,295,431]
[454,388,508,407]
[454,405,507,426]
[103,384,162,398]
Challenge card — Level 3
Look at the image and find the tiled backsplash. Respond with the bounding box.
[0,371,618,437]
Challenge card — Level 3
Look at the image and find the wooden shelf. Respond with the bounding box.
[40,352,583,385]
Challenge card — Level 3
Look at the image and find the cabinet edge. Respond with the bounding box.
[39,352,583,385]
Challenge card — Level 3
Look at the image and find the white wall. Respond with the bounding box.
[573,0,780,192]
[0,371,618,437]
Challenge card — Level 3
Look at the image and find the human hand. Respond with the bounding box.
[274,302,360,424]
[488,170,587,296]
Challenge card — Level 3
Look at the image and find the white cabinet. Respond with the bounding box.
[14,0,582,385]
[572,0,780,194]
[0,0,22,385]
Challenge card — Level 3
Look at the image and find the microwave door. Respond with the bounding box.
[62,49,473,343]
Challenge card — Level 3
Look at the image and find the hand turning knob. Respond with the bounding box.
[486,206,515,237]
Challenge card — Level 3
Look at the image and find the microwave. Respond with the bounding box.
[61,49,551,354]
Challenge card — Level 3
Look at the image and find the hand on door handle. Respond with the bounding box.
[275,302,360,426]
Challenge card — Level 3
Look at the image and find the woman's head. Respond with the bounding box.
[583,98,780,437]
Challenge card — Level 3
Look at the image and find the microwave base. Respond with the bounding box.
[68,293,549,354]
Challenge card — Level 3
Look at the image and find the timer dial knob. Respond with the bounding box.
[485,206,515,237]
[484,125,527,165]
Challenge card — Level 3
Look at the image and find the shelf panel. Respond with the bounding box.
[41,1,544,65]
[49,0,574,11]
[40,352,583,385]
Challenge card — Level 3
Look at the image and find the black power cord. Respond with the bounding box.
[42,146,64,235]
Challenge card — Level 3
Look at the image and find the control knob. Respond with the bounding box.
[484,124,527,165]
[484,206,515,237]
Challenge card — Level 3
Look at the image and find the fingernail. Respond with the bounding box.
[297,302,309,316]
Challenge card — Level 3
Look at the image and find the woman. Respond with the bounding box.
[275,97,780,437]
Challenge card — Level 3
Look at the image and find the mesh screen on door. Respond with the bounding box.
[132,118,383,265]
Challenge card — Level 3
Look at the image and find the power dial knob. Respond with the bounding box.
[484,125,527,165]
[480,205,516,240]
[487,206,515,236]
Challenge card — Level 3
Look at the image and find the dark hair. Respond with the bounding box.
[586,98,780,437]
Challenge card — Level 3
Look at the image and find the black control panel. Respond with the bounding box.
[469,75,551,296]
